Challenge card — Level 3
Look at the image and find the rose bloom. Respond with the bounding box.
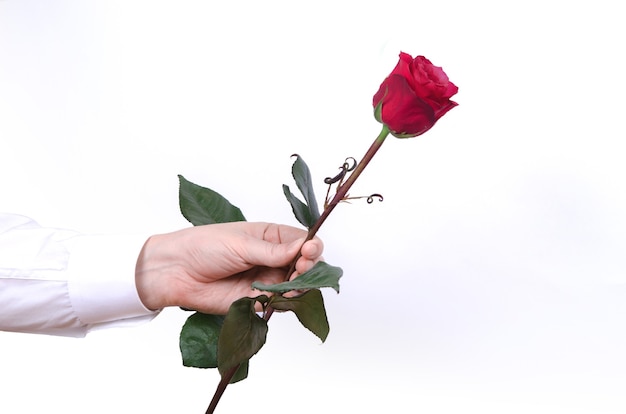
[373,52,458,138]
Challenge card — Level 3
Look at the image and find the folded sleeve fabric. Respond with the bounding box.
[0,213,159,337]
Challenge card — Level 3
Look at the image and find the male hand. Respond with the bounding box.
[135,222,323,314]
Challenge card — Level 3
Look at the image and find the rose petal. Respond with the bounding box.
[378,75,436,137]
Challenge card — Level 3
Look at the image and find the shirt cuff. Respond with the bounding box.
[63,233,160,329]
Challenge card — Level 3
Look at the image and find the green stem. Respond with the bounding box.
[205,124,391,413]
[269,124,390,312]
[205,372,233,414]
[306,124,390,240]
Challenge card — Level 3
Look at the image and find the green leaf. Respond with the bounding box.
[178,175,246,226]
[282,184,316,228]
[229,359,249,384]
[179,312,225,368]
[290,154,320,222]
[251,261,342,294]
[269,289,330,342]
[217,297,268,377]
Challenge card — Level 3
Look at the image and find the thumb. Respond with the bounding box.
[243,236,304,268]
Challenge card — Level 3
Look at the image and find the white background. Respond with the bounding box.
[1,1,625,413]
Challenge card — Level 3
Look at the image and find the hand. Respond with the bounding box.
[135,222,323,314]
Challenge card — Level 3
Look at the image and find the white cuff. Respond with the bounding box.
[64,233,160,328]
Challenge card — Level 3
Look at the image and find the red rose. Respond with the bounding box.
[373,52,458,138]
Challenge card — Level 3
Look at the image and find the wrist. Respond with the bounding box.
[135,234,171,311]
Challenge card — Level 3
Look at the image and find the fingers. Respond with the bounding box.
[300,238,323,260]
[190,221,324,279]
[238,222,324,266]
[243,235,323,280]
[239,237,299,269]
[291,243,324,279]
[241,222,307,244]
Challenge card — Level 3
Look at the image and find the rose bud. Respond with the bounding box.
[373,52,458,138]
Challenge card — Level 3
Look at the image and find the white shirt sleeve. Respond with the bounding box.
[0,213,160,337]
